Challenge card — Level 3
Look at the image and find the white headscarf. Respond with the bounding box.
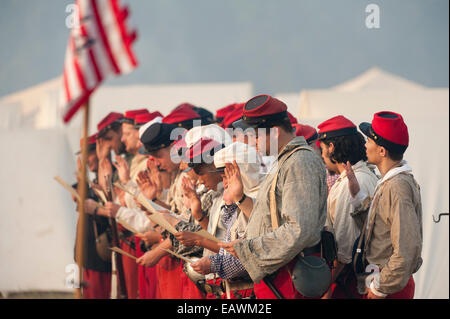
[214,142,264,198]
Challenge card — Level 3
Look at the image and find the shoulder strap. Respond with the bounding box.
[269,146,312,230]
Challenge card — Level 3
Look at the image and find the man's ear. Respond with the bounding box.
[378,145,386,158]
[328,142,335,154]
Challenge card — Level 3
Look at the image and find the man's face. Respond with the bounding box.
[87,150,99,173]
[151,147,179,173]
[121,123,141,154]
[365,137,382,165]
[320,142,339,174]
[256,128,275,156]
[195,164,222,191]
[102,126,126,155]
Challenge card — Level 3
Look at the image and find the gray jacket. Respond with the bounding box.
[234,136,328,282]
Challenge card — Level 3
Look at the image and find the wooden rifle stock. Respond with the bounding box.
[105,174,128,299]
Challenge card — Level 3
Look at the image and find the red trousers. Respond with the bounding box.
[156,255,184,299]
[180,261,205,299]
[254,254,324,299]
[205,278,254,299]
[135,237,158,299]
[364,276,415,299]
[119,237,139,299]
[83,269,111,299]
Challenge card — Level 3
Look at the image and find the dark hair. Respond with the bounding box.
[261,117,293,134]
[322,132,367,165]
[98,121,122,138]
[386,150,404,161]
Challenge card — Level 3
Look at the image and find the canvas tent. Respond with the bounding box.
[0,79,252,294]
[280,67,449,299]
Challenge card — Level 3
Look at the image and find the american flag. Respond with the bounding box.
[60,0,138,123]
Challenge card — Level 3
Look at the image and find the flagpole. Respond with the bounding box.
[74,100,90,299]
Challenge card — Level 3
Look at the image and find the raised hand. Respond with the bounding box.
[137,170,157,201]
[148,159,163,195]
[98,158,113,194]
[224,160,244,203]
[181,176,202,220]
[96,137,111,161]
[112,155,131,184]
[342,161,360,198]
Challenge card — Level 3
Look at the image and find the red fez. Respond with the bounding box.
[359,111,409,154]
[185,137,223,167]
[293,124,318,143]
[134,111,163,126]
[222,103,245,128]
[317,115,357,140]
[216,103,238,123]
[97,112,124,136]
[163,103,201,129]
[287,112,298,125]
[122,109,149,123]
[242,95,289,128]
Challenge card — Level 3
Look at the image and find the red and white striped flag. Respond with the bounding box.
[59,0,138,123]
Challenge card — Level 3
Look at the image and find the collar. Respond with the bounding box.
[375,160,412,191]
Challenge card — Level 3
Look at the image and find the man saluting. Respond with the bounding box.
[220,95,328,299]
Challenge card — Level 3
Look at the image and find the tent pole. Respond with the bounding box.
[74,100,90,299]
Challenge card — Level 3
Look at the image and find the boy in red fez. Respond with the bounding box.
[316,115,378,299]
[345,111,423,299]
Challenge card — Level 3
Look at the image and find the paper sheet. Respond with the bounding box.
[159,248,194,264]
[110,247,137,260]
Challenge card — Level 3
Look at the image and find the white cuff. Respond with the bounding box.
[349,190,367,208]
[370,280,387,297]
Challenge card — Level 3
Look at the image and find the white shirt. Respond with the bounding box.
[327,161,378,264]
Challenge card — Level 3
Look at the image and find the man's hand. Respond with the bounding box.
[104,202,121,218]
[84,199,98,215]
[136,231,161,247]
[191,257,212,275]
[342,161,360,198]
[96,137,112,161]
[174,231,202,247]
[136,248,162,267]
[181,177,202,220]
[224,161,244,203]
[218,239,243,258]
[136,171,158,201]
[112,155,131,184]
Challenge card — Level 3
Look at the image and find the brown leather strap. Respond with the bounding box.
[269,146,312,231]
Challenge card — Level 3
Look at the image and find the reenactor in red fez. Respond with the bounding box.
[72,134,112,299]
[135,119,204,299]
[220,95,329,299]
[346,111,423,299]
[316,115,378,299]
[97,112,126,156]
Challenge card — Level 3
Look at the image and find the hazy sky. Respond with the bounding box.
[0,0,448,97]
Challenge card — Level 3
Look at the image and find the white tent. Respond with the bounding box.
[0,79,253,294]
[289,68,449,299]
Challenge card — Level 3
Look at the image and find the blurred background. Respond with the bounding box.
[0,0,448,299]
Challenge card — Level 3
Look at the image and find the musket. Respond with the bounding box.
[105,174,128,299]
